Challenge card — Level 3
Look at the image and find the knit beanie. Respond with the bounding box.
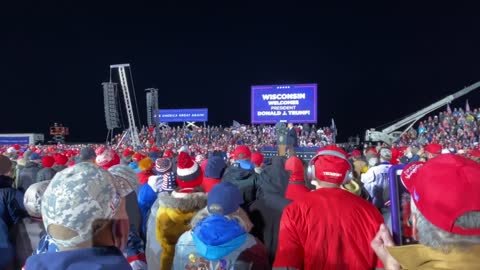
[155,158,172,173]
[122,148,134,158]
[138,158,154,172]
[176,151,203,189]
[54,154,68,166]
[204,156,226,179]
[95,149,120,169]
[41,156,55,168]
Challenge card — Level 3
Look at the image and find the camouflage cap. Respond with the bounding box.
[41,162,120,248]
[108,165,139,197]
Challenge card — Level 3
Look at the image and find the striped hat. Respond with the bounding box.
[176,151,203,189]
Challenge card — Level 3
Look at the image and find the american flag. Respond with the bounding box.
[161,172,177,192]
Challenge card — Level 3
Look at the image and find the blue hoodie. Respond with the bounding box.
[25,246,132,270]
[236,160,255,171]
[192,215,247,260]
[173,215,269,269]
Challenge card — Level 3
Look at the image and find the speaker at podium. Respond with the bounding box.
[277,134,287,156]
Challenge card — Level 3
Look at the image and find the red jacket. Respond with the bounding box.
[284,156,310,201]
[273,188,383,270]
[202,177,221,193]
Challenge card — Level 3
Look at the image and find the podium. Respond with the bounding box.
[277,134,287,156]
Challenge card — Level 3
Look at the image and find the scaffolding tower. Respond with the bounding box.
[110,64,141,149]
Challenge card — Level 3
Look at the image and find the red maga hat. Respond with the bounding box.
[424,143,442,155]
[401,154,480,236]
[351,150,362,157]
[233,145,251,160]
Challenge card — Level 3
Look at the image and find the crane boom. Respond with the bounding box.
[366,81,480,144]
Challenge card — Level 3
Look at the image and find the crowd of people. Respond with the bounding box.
[112,123,336,155]
[398,104,480,152]
[0,105,479,270]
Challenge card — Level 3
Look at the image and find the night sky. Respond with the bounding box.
[1,2,480,142]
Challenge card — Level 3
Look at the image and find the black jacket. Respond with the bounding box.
[0,175,27,228]
[248,157,291,264]
[287,128,298,147]
[222,164,258,209]
[36,167,56,182]
[52,165,67,173]
[18,162,41,192]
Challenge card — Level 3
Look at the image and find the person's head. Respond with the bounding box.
[232,145,251,161]
[24,180,51,218]
[285,156,304,182]
[155,157,173,174]
[207,182,243,216]
[29,153,42,164]
[41,156,55,168]
[95,149,121,169]
[367,157,379,168]
[379,148,392,163]
[138,157,154,172]
[77,147,96,163]
[5,147,19,160]
[350,150,362,160]
[365,147,378,161]
[148,151,161,163]
[401,154,480,252]
[424,143,442,160]
[162,149,174,159]
[0,155,13,176]
[192,182,252,232]
[308,145,352,189]
[204,156,226,180]
[54,153,68,167]
[288,123,294,129]
[250,152,264,169]
[121,148,134,162]
[176,151,203,189]
[132,152,145,163]
[41,163,127,251]
[108,165,139,197]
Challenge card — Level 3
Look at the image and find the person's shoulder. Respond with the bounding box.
[176,229,194,246]
[294,188,372,209]
[238,235,270,267]
[283,191,318,212]
[376,163,391,170]
[339,190,383,220]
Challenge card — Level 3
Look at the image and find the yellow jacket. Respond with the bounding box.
[388,244,480,270]
[155,191,207,270]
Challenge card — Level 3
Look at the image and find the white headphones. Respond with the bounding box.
[307,149,353,185]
